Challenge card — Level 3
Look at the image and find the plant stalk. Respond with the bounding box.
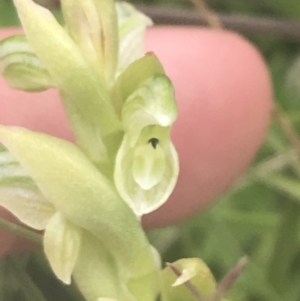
[267,198,300,295]
[6,256,48,301]
[0,217,42,244]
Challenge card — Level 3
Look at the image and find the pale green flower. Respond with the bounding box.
[0,126,158,301]
[0,0,179,300]
[0,0,179,216]
[115,73,178,215]
[0,1,238,301]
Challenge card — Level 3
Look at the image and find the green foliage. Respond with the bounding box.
[0,0,20,26]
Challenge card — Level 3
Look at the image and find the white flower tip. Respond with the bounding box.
[44,213,82,288]
[157,115,173,127]
[60,274,72,285]
[172,268,196,287]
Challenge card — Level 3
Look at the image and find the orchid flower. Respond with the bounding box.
[0,0,179,300]
[0,0,179,217]
[0,126,160,301]
[0,0,234,301]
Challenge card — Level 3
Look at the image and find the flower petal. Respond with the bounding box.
[132,140,166,190]
[0,35,55,91]
[114,74,179,215]
[0,145,55,230]
[116,2,153,76]
[112,53,164,114]
[44,212,82,284]
[114,132,178,216]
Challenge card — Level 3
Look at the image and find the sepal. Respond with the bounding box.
[61,0,118,82]
[116,2,153,76]
[0,144,55,230]
[44,212,82,284]
[0,126,157,281]
[161,258,217,301]
[121,74,177,147]
[0,35,55,91]
[112,53,164,113]
[74,233,134,301]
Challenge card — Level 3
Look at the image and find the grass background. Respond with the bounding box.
[1,0,300,300]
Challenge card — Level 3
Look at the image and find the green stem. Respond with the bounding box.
[267,199,300,295]
[6,256,48,301]
[273,103,300,177]
[0,260,4,301]
[0,217,42,244]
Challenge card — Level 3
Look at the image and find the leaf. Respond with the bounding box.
[286,53,300,102]
[0,35,55,91]
[259,173,300,203]
[161,258,216,301]
[0,144,55,230]
[44,212,82,284]
[0,126,157,281]
[116,1,153,76]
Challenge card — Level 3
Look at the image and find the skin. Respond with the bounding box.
[0,27,272,256]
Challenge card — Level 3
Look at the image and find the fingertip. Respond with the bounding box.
[0,208,17,258]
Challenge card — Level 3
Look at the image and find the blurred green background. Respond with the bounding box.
[1,0,300,301]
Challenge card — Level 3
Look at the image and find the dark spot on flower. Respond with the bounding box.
[148,138,159,149]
